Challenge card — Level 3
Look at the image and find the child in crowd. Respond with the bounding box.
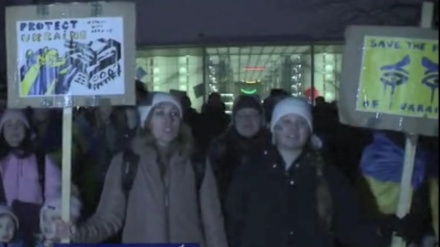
[0,205,23,247]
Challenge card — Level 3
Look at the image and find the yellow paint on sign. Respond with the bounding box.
[356,36,438,119]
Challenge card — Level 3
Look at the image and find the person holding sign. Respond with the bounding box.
[55,92,228,247]
[226,97,394,247]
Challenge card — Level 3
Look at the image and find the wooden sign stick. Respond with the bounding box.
[61,107,73,243]
[391,3,434,247]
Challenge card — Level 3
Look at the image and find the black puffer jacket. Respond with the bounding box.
[225,145,391,247]
[208,127,271,206]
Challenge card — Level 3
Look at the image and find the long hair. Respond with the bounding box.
[314,155,333,231]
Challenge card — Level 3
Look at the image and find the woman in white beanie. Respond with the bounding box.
[226,97,395,247]
[57,92,228,247]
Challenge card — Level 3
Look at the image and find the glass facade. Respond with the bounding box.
[205,46,311,113]
[136,44,343,111]
[313,45,344,103]
[136,48,204,110]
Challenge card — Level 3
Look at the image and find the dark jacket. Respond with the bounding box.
[208,128,271,205]
[225,145,390,247]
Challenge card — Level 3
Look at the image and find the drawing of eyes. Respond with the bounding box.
[421,57,439,102]
[379,55,411,94]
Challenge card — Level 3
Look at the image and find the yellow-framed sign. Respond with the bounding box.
[357,36,438,118]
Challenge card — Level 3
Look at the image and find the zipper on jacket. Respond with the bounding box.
[164,178,170,242]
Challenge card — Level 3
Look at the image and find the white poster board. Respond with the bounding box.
[17,17,125,97]
[5,2,136,243]
[6,2,136,108]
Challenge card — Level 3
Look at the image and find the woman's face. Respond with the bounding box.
[234,108,262,138]
[2,119,26,147]
[274,114,311,150]
[0,215,15,243]
[148,103,181,146]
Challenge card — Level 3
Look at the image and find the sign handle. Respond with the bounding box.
[390,134,418,247]
[60,107,73,243]
[390,2,434,247]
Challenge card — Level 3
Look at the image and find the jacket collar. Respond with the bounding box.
[263,145,320,171]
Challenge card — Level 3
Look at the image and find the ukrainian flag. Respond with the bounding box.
[358,132,429,215]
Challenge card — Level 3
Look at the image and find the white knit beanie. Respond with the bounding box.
[0,204,19,228]
[138,92,182,129]
[270,97,313,133]
[0,109,30,131]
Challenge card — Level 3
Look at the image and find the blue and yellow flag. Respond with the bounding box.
[359,132,430,214]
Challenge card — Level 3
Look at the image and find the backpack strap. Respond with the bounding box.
[35,151,46,201]
[0,172,7,204]
[121,149,139,200]
[191,152,207,195]
[120,149,204,200]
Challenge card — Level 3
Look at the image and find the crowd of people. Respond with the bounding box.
[0,82,438,247]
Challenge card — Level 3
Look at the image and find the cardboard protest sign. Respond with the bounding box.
[5,2,137,244]
[5,2,136,108]
[339,26,438,136]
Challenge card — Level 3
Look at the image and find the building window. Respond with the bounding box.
[205,46,311,113]
[135,45,343,111]
[136,48,205,110]
[313,45,343,103]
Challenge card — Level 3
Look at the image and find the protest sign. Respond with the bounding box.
[17,17,125,97]
[339,25,438,136]
[340,3,437,247]
[6,2,136,108]
[357,37,438,119]
[5,2,136,244]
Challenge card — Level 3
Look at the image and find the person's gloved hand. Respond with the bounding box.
[378,214,425,244]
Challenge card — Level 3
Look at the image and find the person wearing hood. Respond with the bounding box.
[0,109,61,244]
[0,205,22,247]
[0,109,61,205]
[55,92,228,247]
[208,95,270,207]
[225,97,394,247]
